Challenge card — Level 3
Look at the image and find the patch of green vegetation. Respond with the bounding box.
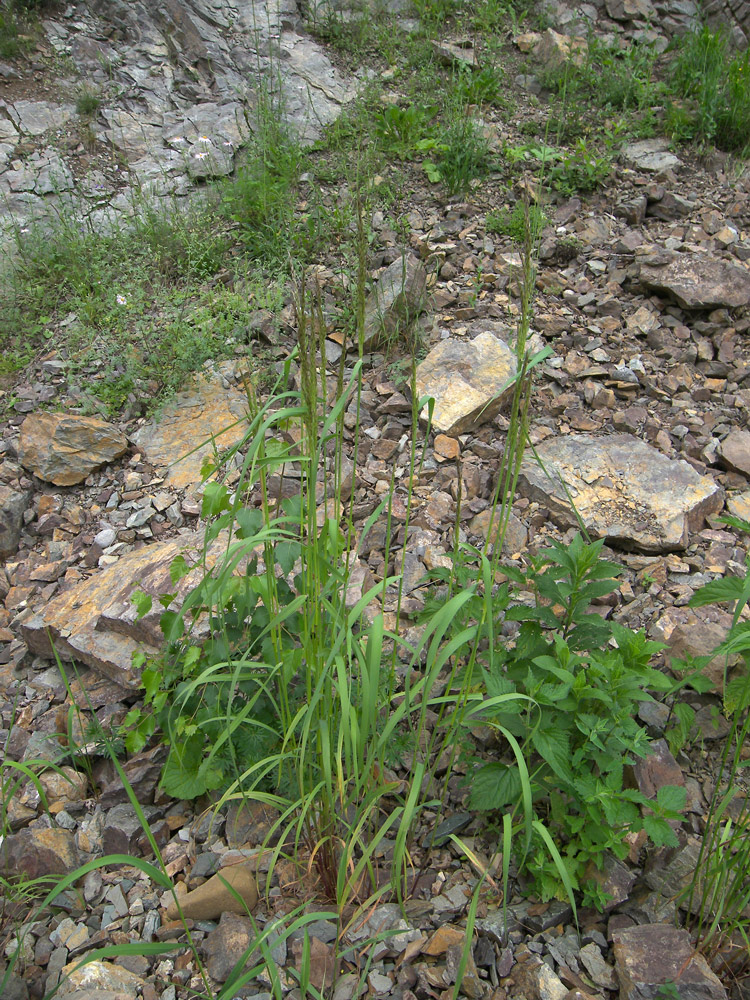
[453,62,507,108]
[424,110,494,194]
[548,138,611,194]
[0,186,289,414]
[540,35,663,114]
[374,102,439,159]
[487,201,547,242]
[668,25,750,154]
[421,533,686,905]
[462,0,537,33]
[0,7,31,58]
[220,116,302,265]
[75,86,102,117]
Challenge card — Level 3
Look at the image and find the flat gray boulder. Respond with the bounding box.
[639,251,750,309]
[517,433,723,552]
[621,138,682,173]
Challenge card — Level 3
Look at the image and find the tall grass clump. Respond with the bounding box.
[122,295,484,911]
[668,25,750,154]
[220,96,303,266]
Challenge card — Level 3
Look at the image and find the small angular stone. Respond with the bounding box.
[0,485,29,558]
[202,911,255,983]
[56,958,147,996]
[629,738,683,800]
[621,140,682,173]
[423,924,465,956]
[719,429,750,478]
[165,863,258,921]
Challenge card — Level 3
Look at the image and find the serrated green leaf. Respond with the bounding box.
[141,668,161,701]
[531,728,574,784]
[131,588,153,620]
[724,672,750,715]
[656,784,687,815]
[642,813,679,848]
[688,576,747,608]
[469,763,521,811]
[201,481,231,518]
[169,554,191,585]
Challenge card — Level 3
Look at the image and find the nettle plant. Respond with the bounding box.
[423,533,685,904]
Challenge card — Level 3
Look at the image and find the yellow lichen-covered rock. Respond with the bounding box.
[18,412,128,486]
[416,331,517,436]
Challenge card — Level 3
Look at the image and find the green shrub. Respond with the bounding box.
[668,25,750,154]
[680,515,750,976]
[487,201,547,243]
[453,63,506,107]
[421,534,685,904]
[432,112,493,194]
[541,35,663,114]
[220,120,301,264]
[373,102,438,159]
[549,138,610,194]
[0,8,27,58]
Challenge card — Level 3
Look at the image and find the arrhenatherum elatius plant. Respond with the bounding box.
[681,514,750,982]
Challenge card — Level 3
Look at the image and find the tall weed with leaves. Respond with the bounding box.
[681,515,750,979]
[424,533,685,904]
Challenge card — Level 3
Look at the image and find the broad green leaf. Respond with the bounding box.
[531,728,574,784]
[160,734,207,799]
[236,507,264,538]
[469,763,521,811]
[656,784,687,815]
[275,540,301,576]
[141,668,161,701]
[169,554,191,585]
[131,588,152,620]
[642,813,679,848]
[201,481,231,518]
[688,576,748,608]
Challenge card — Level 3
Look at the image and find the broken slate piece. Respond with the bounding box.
[639,252,750,309]
[416,331,517,436]
[18,413,128,486]
[621,139,682,173]
[133,371,248,490]
[517,433,723,552]
[719,429,750,478]
[612,924,726,1000]
[166,863,258,921]
[0,485,29,558]
[20,532,213,686]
